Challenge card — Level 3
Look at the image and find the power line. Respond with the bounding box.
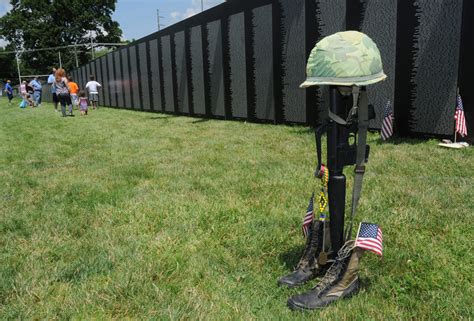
[0,43,127,55]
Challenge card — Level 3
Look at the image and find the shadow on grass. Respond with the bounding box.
[372,136,432,146]
[278,245,304,270]
[148,115,176,120]
[288,126,314,135]
[359,276,372,291]
[287,125,445,147]
[191,118,211,124]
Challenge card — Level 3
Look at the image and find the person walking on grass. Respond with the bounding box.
[4,80,13,104]
[68,76,79,109]
[20,81,27,99]
[54,68,74,117]
[85,75,101,110]
[29,77,42,107]
[78,90,89,116]
[48,67,59,112]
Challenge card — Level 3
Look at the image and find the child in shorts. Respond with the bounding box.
[68,76,79,109]
[85,75,101,110]
[78,90,89,116]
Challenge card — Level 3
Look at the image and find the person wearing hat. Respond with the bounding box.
[29,76,42,107]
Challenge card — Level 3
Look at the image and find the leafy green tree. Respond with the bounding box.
[0,0,122,74]
[0,47,18,84]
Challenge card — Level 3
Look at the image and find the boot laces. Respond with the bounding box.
[312,241,354,294]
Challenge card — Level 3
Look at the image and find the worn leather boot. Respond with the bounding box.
[287,240,363,310]
[278,221,330,288]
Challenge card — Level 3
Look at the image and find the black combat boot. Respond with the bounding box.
[287,240,363,310]
[278,221,330,288]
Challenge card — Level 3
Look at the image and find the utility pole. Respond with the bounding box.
[157,9,165,31]
[201,0,204,12]
[74,46,79,68]
[90,32,95,60]
[16,53,21,85]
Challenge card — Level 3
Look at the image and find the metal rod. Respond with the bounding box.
[156,9,160,31]
[74,46,79,68]
[157,9,165,31]
[0,43,127,55]
[19,74,50,78]
[16,54,21,85]
[90,32,95,60]
[58,51,62,69]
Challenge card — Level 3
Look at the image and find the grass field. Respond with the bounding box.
[0,98,472,320]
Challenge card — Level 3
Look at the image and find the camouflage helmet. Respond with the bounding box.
[300,31,386,88]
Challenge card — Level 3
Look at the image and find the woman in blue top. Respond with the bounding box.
[4,80,13,104]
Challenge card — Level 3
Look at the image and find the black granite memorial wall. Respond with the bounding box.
[161,35,175,112]
[138,42,151,110]
[68,0,472,139]
[206,20,225,117]
[121,47,132,108]
[395,0,464,136]
[149,39,163,111]
[128,46,141,110]
[113,51,124,108]
[174,31,189,113]
[228,12,247,119]
[95,58,104,106]
[100,56,110,107]
[190,25,206,115]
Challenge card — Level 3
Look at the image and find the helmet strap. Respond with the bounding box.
[346,86,360,123]
[327,86,361,126]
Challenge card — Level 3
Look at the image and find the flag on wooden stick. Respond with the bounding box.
[455,94,468,138]
[355,222,383,256]
[302,193,314,238]
[381,100,394,141]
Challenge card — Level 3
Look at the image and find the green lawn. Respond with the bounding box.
[0,98,472,320]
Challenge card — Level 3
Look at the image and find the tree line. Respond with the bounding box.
[0,0,123,84]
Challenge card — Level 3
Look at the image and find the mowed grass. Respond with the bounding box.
[0,98,472,320]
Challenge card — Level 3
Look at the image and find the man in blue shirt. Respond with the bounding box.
[29,77,42,107]
[4,80,13,104]
[47,68,58,111]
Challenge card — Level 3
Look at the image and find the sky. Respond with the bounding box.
[113,0,225,41]
[0,0,10,46]
[0,0,226,46]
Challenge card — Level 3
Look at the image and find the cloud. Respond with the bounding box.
[191,0,224,7]
[183,7,200,19]
[169,0,224,23]
[170,11,181,20]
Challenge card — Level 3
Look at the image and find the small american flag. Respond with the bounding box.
[381,100,394,141]
[302,193,314,238]
[355,222,383,256]
[455,94,468,138]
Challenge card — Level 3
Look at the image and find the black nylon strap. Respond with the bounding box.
[346,88,369,241]
[314,123,328,176]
